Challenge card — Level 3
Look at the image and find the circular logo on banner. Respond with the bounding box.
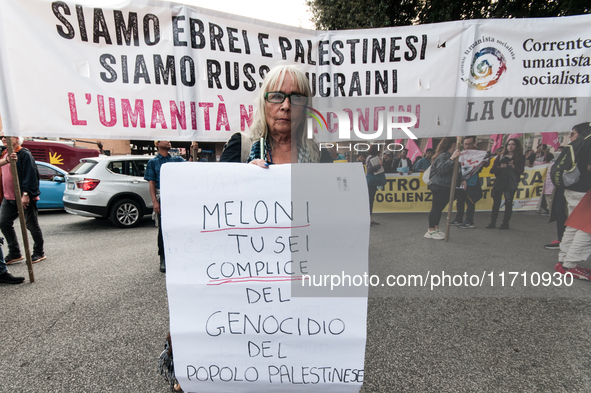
[460,38,513,91]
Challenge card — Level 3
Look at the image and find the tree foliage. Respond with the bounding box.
[418,0,490,24]
[307,0,591,30]
[307,0,420,30]
[492,0,590,18]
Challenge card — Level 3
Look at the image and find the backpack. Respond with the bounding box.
[423,153,446,186]
[551,131,591,188]
[422,164,433,185]
[221,132,253,163]
[239,133,253,163]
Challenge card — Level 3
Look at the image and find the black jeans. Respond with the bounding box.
[0,199,44,256]
[157,212,164,257]
[429,185,451,228]
[455,188,475,223]
[490,188,516,225]
[0,238,6,275]
[552,187,567,241]
[368,185,378,215]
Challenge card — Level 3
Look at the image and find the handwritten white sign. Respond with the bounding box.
[161,163,369,392]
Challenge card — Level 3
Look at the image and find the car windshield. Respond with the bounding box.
[69,161,97,175]
[38,165,62,180]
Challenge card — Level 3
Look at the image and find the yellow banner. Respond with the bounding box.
[373,164,549,213]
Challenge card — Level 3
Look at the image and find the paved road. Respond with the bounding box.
[1,210,590,392]
[364,211,591,392]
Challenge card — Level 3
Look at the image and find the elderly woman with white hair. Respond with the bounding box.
[220,65,331,164]
[162,66,331,390]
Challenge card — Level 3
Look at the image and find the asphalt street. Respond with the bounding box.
[1,209,590,392]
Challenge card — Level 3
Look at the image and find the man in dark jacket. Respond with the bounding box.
[0,135,45,264]
[382,151,397,173]
[392,149,413,174]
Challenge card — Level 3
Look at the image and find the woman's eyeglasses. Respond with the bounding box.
[265,92,308,106]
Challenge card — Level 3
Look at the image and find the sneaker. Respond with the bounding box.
[556,263,591,275]
[31,253,46,264]
[160,255,166,273]
[485,222,496,229]
[0,271,25,284]
[562,265,591,281]
[545,240,561,250]
[458,221,475,229]
[5,254,24,265]
[499,223,510,230]
[424,230,445,240]
[451,218,462,225]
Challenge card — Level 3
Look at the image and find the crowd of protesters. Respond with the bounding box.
[361,123,591,282]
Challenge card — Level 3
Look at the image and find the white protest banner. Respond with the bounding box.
[459,149,489,180]
[161,163,369,392]
[1,0,591,141]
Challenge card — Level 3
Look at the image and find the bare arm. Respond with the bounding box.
[0,152,17,167]
[149,180,160,214]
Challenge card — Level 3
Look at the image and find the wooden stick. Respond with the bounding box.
[444,136,463,242]
[5,137,35,282]
[191,142,198,162]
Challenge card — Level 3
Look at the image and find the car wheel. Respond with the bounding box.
[110,199,141,228]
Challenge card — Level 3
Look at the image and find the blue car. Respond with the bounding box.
[36,161,67,209]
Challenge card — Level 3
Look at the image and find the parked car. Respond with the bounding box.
[63,155,152,228]
[37,161,67,209]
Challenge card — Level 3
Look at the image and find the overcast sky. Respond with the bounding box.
[181,0,315,29]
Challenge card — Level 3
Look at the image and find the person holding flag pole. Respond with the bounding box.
[0,129,35,283]
[0,116,26,285]
[443,137,463,241]
[0,138,25,284]
[453,136,488,229]
[424,137,461,240]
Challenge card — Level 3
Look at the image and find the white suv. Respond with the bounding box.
[63,155,152,228]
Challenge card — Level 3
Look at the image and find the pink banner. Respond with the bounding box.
[491,134,504,152]
[406,139,423,161]
[425,138,433,150]
[541,132,560,150]
[507,133,523,140]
